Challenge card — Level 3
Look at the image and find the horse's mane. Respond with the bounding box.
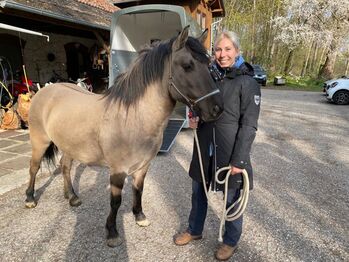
[103,36,209,108]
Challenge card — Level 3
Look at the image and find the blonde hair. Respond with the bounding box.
[214,30,240,51]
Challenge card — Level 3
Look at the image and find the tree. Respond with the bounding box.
[219,0,349,79]
[316,0,349,79]
[273,0,349,78]
[272,0,319,75]
[222,0,286,68]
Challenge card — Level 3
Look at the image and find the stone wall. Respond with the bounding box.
[0,29,97,85]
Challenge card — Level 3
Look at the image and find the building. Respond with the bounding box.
[1,0,224,94]
[113,0,225,49]
[0,0,118,92]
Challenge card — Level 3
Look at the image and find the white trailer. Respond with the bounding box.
[109,4,203,152]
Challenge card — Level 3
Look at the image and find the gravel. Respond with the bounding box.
[0,89,348,262]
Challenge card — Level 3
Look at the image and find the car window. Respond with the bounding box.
[252,65,265,74]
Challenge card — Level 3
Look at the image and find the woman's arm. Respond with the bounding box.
[230,77,261,171]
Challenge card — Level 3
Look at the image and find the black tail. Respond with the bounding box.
[44,142,59,167]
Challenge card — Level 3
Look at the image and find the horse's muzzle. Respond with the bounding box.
[200,104,223,122]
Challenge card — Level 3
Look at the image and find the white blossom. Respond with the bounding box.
[273,0,349,50]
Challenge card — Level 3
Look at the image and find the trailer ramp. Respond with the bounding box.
[159,119,186,153]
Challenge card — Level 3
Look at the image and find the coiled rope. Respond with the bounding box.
[193,129,250,242]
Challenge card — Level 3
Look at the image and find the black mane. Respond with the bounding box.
[103,36,209,108]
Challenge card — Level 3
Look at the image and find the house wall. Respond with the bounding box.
[182,1,213,50]
[0,29,97,85]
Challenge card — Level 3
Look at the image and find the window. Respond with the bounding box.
[196,11,206,30]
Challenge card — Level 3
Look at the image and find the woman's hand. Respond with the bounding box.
[230,166,244,175]
[189,116,200,129]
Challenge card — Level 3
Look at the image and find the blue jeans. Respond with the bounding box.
[187,180,243,247]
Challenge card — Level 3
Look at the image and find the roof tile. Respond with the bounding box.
[77,0,118,13]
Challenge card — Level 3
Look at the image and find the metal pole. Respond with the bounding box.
[0,23,50,41]
[210,18,222,55]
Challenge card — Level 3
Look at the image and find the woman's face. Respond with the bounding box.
[214,37,239,68]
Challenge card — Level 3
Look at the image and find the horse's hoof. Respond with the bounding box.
[136,219,151,227]
[25,201,37,208]
[64,192,69,199]
[107,237,123,247]
[69,196,82,207]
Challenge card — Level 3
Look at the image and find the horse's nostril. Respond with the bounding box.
[213,105,221,115]
[211,106,217,117]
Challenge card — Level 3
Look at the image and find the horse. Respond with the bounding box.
[25,26,223,247]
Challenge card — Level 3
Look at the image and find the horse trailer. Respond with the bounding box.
[109,4,203,152]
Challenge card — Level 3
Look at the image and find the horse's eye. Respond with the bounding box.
[182,62,193,72]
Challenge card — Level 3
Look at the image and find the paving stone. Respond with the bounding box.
[0,151,17,162]
[0,168,11,177]
[0,140,19,149]
[8,133,30,141]
[4,144,32,154]
[0,130,22,138]
[0,156,31,170]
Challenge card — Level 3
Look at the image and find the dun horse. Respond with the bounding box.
[25,27,223,247]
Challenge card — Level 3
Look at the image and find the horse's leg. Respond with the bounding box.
[132,166,151,227]
[25,142,50,208]
[60,153,81,206]
[106,171,127,247]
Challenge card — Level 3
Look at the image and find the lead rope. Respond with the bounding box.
[193,129,250,242]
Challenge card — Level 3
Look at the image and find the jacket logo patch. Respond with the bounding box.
[254,95,260,105]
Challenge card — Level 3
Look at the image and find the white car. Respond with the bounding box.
[323,77,349,105]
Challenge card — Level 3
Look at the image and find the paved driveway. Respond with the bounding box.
[0,89,348,261]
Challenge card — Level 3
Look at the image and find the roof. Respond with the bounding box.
[0,0,119,31]
[113,0,225,17]
[77,0,118,13]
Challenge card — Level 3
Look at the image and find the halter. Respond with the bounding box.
[168,54,220,110]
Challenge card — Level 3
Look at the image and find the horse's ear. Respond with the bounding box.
[172,25,189,51]
[198,28,208,44]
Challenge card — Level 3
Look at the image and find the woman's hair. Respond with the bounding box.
[214,30,240,51]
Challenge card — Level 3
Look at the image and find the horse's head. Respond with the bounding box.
[168,26,223,122]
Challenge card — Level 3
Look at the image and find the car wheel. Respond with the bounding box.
[262,81,266,86]
[332,90,349,105]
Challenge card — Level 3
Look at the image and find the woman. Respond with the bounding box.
[174,31,261,261]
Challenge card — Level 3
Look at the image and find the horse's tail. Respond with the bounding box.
[44,142,59,167]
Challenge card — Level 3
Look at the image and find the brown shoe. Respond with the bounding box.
[215,244,237,261]
[173,232,202,246]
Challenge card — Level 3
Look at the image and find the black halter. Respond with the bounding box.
[168,54,220,110]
